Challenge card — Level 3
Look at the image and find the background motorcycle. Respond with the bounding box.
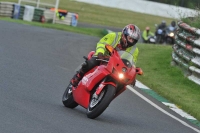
[155,28,166,44]
[62,45,143,119]
[154,24,166,44]
[147,35,156,44]
[165,26,175,45]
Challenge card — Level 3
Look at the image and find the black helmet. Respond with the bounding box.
[171,21,176,27]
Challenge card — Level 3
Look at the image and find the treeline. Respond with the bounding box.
[147,0,200,9]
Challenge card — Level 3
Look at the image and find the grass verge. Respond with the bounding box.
[136,44,200,121]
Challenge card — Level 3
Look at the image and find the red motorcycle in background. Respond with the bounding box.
[62,45,143,119]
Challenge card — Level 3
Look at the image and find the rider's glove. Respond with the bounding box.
[97,52,104,59]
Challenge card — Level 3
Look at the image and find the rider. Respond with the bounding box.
[70,24,141,87]
[166,20,177,31]
[155,20,167,35]
[158,20,167,30]
[142,26,154,43]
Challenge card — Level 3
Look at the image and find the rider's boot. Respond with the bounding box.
[70,70,85,87]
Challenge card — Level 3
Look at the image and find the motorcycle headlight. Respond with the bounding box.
[169,32,174,37]
[118,73,124,79]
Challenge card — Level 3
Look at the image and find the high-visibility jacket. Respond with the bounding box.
[95,32,139,64]
[142,30,154,41]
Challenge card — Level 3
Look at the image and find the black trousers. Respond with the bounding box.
[81,57,101,74]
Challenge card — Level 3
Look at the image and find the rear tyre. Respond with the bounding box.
[86,85,116,119]
[62,83,78,108]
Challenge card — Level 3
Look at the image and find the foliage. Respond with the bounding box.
[181,15,200,29]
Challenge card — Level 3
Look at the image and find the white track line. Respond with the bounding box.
[127,85,200,133]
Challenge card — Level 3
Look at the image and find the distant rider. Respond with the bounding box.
[166,20,177,33]
[155,20,167,36]
[142,26,154,43]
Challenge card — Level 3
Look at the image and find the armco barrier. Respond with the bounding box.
[172,21,200,85]
[0,2,14,17]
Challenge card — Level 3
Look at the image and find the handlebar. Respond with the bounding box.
[96,58,109,62]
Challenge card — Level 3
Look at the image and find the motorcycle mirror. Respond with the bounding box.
[105,44,114,54]
[136,67,143,75]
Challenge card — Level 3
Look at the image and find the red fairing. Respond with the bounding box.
[73,65,111,108]
[72,45,141,109]
[87,51,95,60]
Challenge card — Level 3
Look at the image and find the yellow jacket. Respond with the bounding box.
[95,32,139,64]
[142,30,154,41]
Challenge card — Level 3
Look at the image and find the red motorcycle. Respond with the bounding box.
[62,45,143,119]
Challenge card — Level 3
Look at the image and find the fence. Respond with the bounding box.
[172,21,200,85]
[0,2,78,26]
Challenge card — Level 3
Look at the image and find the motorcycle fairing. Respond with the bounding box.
[72,65,111,108]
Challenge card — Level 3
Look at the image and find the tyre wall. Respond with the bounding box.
[172,21,200,85]
[0,1,78,26]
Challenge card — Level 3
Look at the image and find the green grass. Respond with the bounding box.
[136,44,200,120]
[2,0,200,122]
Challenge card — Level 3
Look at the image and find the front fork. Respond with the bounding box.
[95,82,117,95]
[94,75,128,102]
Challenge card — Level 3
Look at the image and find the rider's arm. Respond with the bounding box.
[95,32,116,55]
[133,48,139,64]
[142,31,148,41]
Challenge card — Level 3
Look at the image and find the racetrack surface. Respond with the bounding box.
[0,20,199,133]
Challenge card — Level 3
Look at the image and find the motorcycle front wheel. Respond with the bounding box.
[166,37,173,45]
[86,85,116,119]
[62,83,78,108]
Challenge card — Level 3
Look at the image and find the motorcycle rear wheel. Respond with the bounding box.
[87,85,116,119]
[62,83,78,108]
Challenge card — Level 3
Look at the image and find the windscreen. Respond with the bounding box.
[117,51,135,68]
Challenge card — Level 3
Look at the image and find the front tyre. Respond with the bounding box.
[87,85,116,119]
[62,83,78,108]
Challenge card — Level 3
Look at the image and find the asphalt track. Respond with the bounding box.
[0,20,200,133]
